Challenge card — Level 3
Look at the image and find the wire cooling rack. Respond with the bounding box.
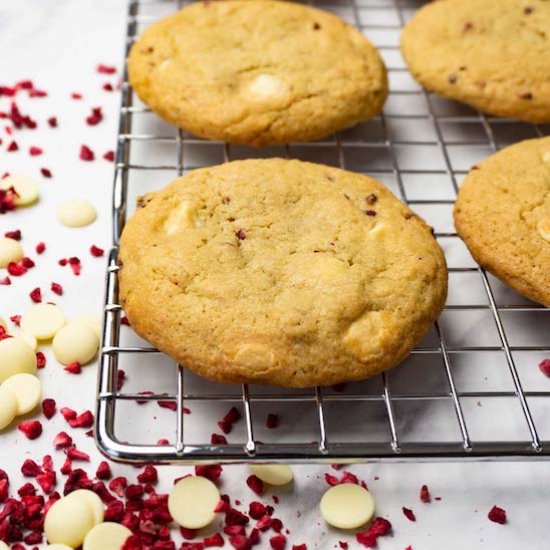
[95,0,550,464]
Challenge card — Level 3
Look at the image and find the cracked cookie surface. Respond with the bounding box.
[119,159,447,387]
[128,0,388,146]
[455,137,550,307]
[401,0,550,123]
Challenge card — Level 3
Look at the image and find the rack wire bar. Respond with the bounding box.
[95,0,550,464]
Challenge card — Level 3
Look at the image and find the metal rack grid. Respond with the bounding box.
[95,0,550,463]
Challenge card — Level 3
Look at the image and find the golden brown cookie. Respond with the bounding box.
[401,0,550,122]
[128,0,388,146]
[455,137,550,306]
[119,159,447,387]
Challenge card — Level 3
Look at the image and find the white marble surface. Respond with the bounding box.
[1,1,550,549]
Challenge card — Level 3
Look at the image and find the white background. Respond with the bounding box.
[1,1,550,549]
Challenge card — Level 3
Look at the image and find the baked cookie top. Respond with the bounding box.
[401,0,550,123]
[119,159,447,387]
[455,137,550,306]
[128,0,388,146]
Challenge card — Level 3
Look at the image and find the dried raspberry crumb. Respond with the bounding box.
[195,464,223,482]
[235,229,247,240]
[40,167,52,178]
[10,314,21,325]
[42,398,56,419]
[266,413,279,429]
[4,229,21,240]
[68,410,94,428]
[488,505,506,524]
[181,527,198,540]
[51,282,63,295]
[21,458,43,477]
[420,484,431,503]
[97,64,117,74]
[211,433,228,445]
[66,447,90,461]
[338,543,349,550]
[137,465,158,484]
[35,242,46,254]
[64,361,82,374]
[402,507,416,522]
[36,351,46,369]
[204,532,224,547]
[246,475,264,496]
[60,407,77,421]
[79,144,95,161]
[90,244,104,257]
[29,146,43,156]
[71,92,83,100]
[36,471,56,494]
[96,461,112,480]
[7,262,27,276]
[292,545,307,550]
[29,287,42,303]
[158,400,177,411]
[18,420,42,440]
[47,116,57,127]
[270,534,286,550]
[85,106,103,126]
[356,517,392,548]
[538,359,550,377]
[103,150,115,161]
[6,140,18,152]
[0,276,10,285]
[102,83,114,92]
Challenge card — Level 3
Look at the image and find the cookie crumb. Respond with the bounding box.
[518,92,533,100]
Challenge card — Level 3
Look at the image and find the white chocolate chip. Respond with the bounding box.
[12,330,37,351]
[168,476,220,529]
[537,218,550,243]
[21,303,66,340]
[44,494,95,547]
[249,464,294,486]
[83,522,132,550]
[164,200,201,234]
[541,149,550,163]
[56,199,97,227]
[68,490,105,525]
[52,323,99,365]
[45,545,74,550]
[0,175,39,206]
[0,237,24,268]
[2,373,42,415]
[72,313,102,339]
[246,74,287,100]
[0,385,18,430]
[0,540,9,550]
[0,337,37,383]
[320,483,375,529]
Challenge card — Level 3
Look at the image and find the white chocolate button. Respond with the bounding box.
[2,373,42,415]
[0,237,24,268]
[0,541,9,550]
[320,483,375,529]
[247,74,287,100]
[0,385,18,430]
[249,464,294,486]
[0,175,39,206]
[168,476,220,529]
[52,323,99,365]
[46,545,74,550]
[72,313,102,339]
[68,490,105,525]
[537,218,550,243]
[12,330,37,351]
[83,522,132,550]
[56,199,97,227]
[45,494,95,548]
[0,337,37,383]
[21,303,66,341]
[0,316,6,330]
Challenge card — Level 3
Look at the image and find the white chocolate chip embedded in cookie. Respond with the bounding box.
[246,74,288,101]
[537,218,550,243]
[164,200,201,234]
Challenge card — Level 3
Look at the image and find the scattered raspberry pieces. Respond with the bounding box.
[79,144,95,161]
[102,83,114,92]
[420,484,431,503]
[42,398,56,419]
[90,244,104,257]
[64,361,82,374]
[68,410,94,428]
[356,517,392,548]
[270,534,287,550]
[85,106,103,126]
[488,505,506,524]
[266,413,279,429]
[195,464,223,483]
[51,282,63,295]
[4,229,21,240]
[103,150,115,161]
[402,507,416,522]
[29,146,43,156]
[7,140,18,152]
[40,167,52,178]
[35,242,46,254]
[246,475,264,496]
[18,420,43,439]
[71,92,83,100]
[47,116,57,127]
[36,351,46,368]
[96,461,112,480]
[29,287,42,303]
[97,64,117,74]
[538,359,550,377]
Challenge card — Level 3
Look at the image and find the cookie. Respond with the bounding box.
[401,0,550,123]
[119,159,447,388]
[128,0,388,146]
[454,137,550,306]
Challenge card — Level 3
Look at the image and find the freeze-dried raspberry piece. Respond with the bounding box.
[266,413,279,429]
[7,140,18,152]
[324,473,339,486]
[103,83,114,92]
[195,464,222,482]
[51,282,63,295]
[71,92,83,100]
[109,476,127,497]
[356,517,392,548]
[137,466,158,484]
[96,461,112,480]
[47,116,57,127]
[246,475,264,496]
[180,527,198,540]
[42,398,56,419]
[21,459,43,477]
[158,400,177,411]
[203,532,224,547]
[538,359,550,377]
[54,431,73,449]
[338,543,348,550]
[7,262,26,276]
[66,447,90,462]
[85,107,103,126]
[36,351,46,368]
[292,545,307,550]
[0,276,10,285]
[79,144,95,161]
[225,508,250,527]
[64,361,82,374]
[40,167,52,178]
[270,534,286,550]
[103,150,115,161]
[36,471,56,494]
[68,410,94,428]
[90,244,104,257]
[420,484,431,503]
[35,242,46,254]
[29,146,43,156]
[18,420,42,439]
[4,229,21,240]
[402,507,416,522]
[104,500,124,521]
[60,458,72,475]
[249,501,267,520]
[488,505,506,524]
[29,287,42,303]
[97,64,117,74]
[60,407,77,421]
